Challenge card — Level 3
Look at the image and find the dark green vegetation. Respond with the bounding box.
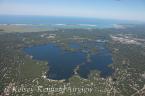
[0,25,145,96]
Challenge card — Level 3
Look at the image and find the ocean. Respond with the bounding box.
[0,15,142,28]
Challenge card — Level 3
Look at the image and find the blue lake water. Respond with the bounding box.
[24,43,113,80]
[78,43,113,78]
[24,44,86,80]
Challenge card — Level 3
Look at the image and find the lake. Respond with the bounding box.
[24,42,113,80]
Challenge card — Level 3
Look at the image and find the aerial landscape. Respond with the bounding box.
[0,0,145,96]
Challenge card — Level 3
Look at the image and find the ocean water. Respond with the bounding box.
[0,15,141,28]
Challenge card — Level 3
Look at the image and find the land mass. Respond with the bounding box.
[0,24,145,96]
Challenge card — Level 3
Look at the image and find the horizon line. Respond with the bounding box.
[0,14,145,23]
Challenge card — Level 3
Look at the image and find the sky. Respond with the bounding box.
[0,0,145,21]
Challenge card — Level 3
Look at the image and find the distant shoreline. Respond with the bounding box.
[0,23,144,33]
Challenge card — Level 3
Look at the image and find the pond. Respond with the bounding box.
[24,42,113,80]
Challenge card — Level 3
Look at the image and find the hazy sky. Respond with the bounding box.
[0,0,145,21]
